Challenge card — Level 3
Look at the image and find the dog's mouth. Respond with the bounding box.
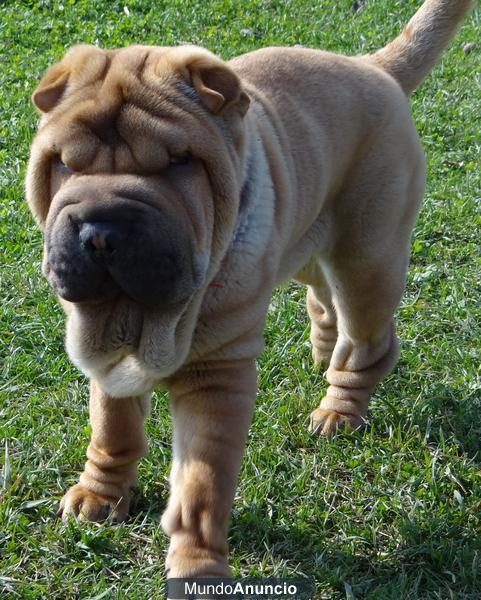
[44,202,205,309]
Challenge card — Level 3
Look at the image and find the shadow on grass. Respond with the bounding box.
[410,386,481,459]
[230,504,481,598]
[129,489,166,522]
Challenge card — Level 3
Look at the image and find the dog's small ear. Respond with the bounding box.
[187,58,250,116]
[161,47,249,116]
[32,63,70,113]
[32,45,108,113]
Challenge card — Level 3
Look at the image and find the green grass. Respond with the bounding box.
[1,0,480,598]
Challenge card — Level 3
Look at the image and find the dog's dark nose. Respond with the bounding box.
[79,222,127,253]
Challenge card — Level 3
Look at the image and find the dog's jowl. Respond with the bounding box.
[26,0,473,578]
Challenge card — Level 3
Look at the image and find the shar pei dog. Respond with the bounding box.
[26,0,473,579]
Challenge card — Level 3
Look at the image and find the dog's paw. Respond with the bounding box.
[57,484,129,523]
[308,407,364,435]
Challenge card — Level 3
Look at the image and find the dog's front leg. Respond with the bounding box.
[162,359,257,577]
[57,380,149,522]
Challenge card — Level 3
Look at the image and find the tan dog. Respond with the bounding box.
[26,0,473,578]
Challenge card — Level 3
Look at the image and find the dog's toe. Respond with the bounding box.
[308,407,364,435]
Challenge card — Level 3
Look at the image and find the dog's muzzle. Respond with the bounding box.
[44,205,199,308]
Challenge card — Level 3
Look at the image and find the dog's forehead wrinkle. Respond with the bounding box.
[59,67,208,167]
[108,46,150,78]
[81,102,122,148]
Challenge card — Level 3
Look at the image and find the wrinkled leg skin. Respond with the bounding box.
[306,283,338,368]
[307,256,404,436]
[57,380,149,522]
[162,359,257,577]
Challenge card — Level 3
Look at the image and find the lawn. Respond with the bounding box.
[1,0,480,598]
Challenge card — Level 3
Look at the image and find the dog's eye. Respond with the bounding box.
[54,156,74,175]
[169,153,192,166]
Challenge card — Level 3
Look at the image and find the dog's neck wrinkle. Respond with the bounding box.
[232,151,256,245]
[231,132,274,252]
[238,152,255,216]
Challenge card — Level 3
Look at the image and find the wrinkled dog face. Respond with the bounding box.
[26,44,250,389]
[45,164,204,308]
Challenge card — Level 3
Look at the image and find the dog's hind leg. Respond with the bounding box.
[306,283,338,369]
[310,234,414,434]
[296,259,338,368]
[307,117,425,436]
[308,252,404,435]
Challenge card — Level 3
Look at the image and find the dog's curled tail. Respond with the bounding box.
[370,0,474,95]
